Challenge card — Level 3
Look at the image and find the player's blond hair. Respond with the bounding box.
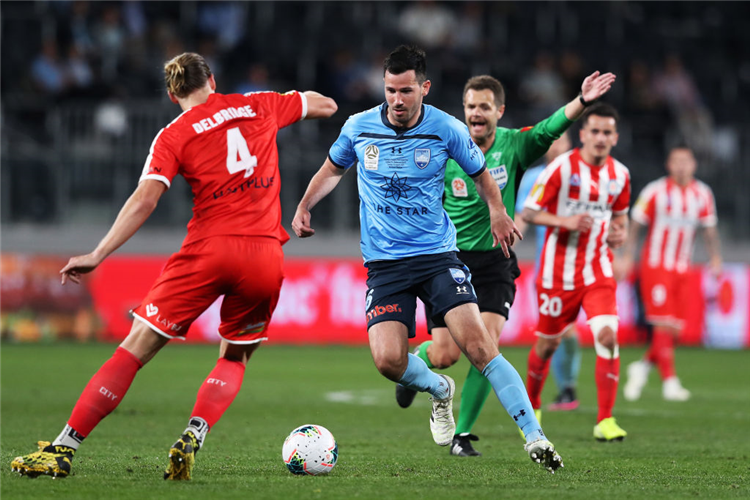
[164,53,212,98]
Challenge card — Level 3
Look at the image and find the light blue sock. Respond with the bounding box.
[398,353,450,399]
[551,335,581,390]
[482,354,544,443]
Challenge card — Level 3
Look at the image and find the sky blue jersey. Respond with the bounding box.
[516,164,547,266]
[329,103,486,263]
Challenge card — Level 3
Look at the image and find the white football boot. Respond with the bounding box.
[663,376,691,401]
[623,360,650,401]
[429,375,455,446]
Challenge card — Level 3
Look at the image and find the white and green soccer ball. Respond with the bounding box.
[282,424,338,475]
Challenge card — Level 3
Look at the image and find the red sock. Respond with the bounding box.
[68,347,143,437]
[595,356,620,422]
[651,328,676,380]
[645,341,659,365]
[191,358,246,428]
[526,346,551,409]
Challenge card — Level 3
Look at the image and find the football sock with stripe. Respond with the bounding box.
[483,354,544,443]
[595,356,620,422]
[398,353,450,399]
[455,364,491,435]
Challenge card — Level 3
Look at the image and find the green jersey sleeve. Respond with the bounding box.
[513,106,574,168]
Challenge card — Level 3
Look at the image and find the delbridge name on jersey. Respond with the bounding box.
[192,105,258,134]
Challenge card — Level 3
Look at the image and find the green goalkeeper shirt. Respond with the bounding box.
[443,106,574,252]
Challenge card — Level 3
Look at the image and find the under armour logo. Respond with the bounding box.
[146,303,158,317]
[456,286,468,294]
[513,409,527,421]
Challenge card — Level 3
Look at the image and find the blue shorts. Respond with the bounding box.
[365,252,478,338]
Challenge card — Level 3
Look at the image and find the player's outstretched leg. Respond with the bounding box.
[591,316,627,442]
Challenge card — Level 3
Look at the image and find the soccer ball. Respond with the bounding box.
[282,424,338,475]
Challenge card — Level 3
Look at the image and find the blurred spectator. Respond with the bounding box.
[197,1,244,51]
[520,51,566,120]
[197,36,223,83]
[69,1,95,56]
[31,39,69,95]
[398,1,456,49]
[122,0,147,40]
[559,50,586,97]
[451,2,484,54]
[626,60,659,112]
[94,4,126,82]
[653,54,714,157]
[233,64,271,94]
[65,44,93,90]
[327,48,370,104]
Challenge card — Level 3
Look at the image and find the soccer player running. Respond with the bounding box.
[397,72,615,457]
[521,103,631,442]
[620,145,721,402]
[516,133,583,413]
[11,53,337,480]
[292,45,562,473]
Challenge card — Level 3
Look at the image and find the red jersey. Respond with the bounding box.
[140,91,307,246]
[524,148,631,291]
[631,176,716,273]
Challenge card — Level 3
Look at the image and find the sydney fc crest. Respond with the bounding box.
[450,268,467,284]
[414,148,431,169]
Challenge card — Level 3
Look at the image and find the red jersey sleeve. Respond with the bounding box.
[243,91,306,130]
[524,162,562,214]
[139,126,181,188]
[612,168,631,215]
[698,182,718,227]
[631,182,658,225]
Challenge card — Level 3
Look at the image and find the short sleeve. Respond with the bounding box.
[327,117,357,170]
[516,166,544,215]
[524,163,562,214]
[244,91,306,129]
[446,117,485,177]
[612,169,631,215]
[698,184,718,227]
[140,127,180,188]
[631,183,657,225]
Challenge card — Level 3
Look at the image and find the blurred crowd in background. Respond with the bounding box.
[2,1,750,240]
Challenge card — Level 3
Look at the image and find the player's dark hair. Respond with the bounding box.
[383,45,427,83]
[581,102,619,128]
[668,142,693,154]
[463,75,505,107]
[164,52,212,98]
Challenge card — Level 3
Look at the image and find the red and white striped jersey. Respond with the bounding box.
[631,176,717,273]
[524,148,631,290]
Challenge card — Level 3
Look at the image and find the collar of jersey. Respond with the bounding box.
[380,103,426,135]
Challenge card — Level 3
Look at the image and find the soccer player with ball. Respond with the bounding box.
[293,45,562,473]
[11,53,337,480]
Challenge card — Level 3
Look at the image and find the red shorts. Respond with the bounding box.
[639,267,687,329]
[535,279,618,338]
[132,236,283,344]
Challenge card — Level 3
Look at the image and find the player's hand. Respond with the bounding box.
[580,71,616,103]
[60,252,103,285]
[564,214,593,232]
[606,222,627,249]
[292,206,315,238]
[491,210,523,258]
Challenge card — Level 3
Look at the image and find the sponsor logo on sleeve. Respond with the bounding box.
[364,144,379,171]
[414,148,431,169]
[452,178,468,197]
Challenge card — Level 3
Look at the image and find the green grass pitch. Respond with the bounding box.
[2,344,749,499]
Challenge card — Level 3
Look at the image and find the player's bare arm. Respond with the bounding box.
[473,168,522,257]
[563,71,617,121]
[703,225,723,276]
[606,214,629,249]
[521,208,593,233]
[292,158,347,238]
[302,91,338,119]
[60,180,167,285]
[616,219,645,280]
